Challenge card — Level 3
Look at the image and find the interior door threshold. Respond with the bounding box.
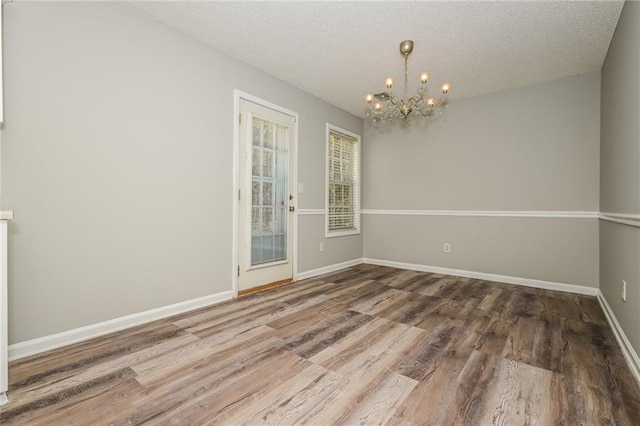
[238,278,294,297]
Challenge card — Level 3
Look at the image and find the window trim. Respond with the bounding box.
[325,123,361,238]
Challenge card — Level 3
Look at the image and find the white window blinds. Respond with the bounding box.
[327,126,360,236]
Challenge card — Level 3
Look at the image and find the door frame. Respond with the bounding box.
[232,90,299,297]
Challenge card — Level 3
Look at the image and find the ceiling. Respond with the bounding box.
[132,1,624,118]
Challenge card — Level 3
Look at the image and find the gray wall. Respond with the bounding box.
[363,72,601,288]
[0,2,362,344]
[600,1,640,355]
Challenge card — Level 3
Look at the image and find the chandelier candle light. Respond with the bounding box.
[365,40,451,123]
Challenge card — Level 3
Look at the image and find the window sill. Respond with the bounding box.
[326,229,361,238]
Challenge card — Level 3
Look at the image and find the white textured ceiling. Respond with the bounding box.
[131,1,623,118]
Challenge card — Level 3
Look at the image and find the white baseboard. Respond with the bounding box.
[0,392,7,406]
[6,257,611,366]
[363,258,599,296]
[597,291,640,385]
[8,291,234,362]
[7,258,361,362]
[297,258,364,281]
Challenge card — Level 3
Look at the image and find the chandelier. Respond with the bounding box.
[365,40,450,123]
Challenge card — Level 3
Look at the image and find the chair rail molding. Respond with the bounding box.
[362,209,598,219]
[599,212,640,228]
[297,209,325,216]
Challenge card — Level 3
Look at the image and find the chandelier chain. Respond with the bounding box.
[404,56,409,100]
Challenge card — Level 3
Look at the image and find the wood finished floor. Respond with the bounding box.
[2,264,640,425]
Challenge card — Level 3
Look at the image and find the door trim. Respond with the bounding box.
[232,90,299,297]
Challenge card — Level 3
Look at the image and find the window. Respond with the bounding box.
[326,124,360,237]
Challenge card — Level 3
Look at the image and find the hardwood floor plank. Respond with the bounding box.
[189,294,330,338]
[421,297,480,324]
[162,352,311,425]
[180,301,289,334]
[477,286,505,311]
[132,324,274,386]
[297,326,424,425]
[246,366,346,425]
[394,324,459,381]
[377,269,420,287]
[171,279,333,329]
[337,372,417,426]
[415,276,458,297]
[309,317,404,370]
[349,286,410,316]
[8,322,182,391]
[475,354,556,425]
[120,341,290,424]
[276,311,375,359]
[1,368,138,424]
[387,273,441,293]
[266,298,348,334]
[27,378,141,426]
[209,362,340,425]
[137,328,280,390]
[8,333,198,404]
[445,349,502,425]
[561,318,640,424]
[388,357,465,425]
[530,318,564,372]
[375,293,443,327]
[501,316,538,365]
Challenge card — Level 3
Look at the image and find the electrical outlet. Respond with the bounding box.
[444,243,451,254]
[319,242,325,252]
[622,280,627,302]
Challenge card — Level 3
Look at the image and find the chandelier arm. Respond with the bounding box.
[407,85,426,105]
[413,101,426,111]
[408,93,424,104]
[388,96,401,106]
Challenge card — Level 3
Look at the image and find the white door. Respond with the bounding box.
[238,99,296,293]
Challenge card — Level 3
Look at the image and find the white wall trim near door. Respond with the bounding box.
[1,216,12,405]
[597,291,640,385]
[297,258,364,281]
[362,209,599,219]
[363,258,599,296]
[599,212,640,228]
[8,290,234,362]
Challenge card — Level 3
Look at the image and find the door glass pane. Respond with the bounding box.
[262,182,273,206]
[252,180,260,206]
[252,148,261,177]
[263,150,273,178]
[250,117,288,266]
